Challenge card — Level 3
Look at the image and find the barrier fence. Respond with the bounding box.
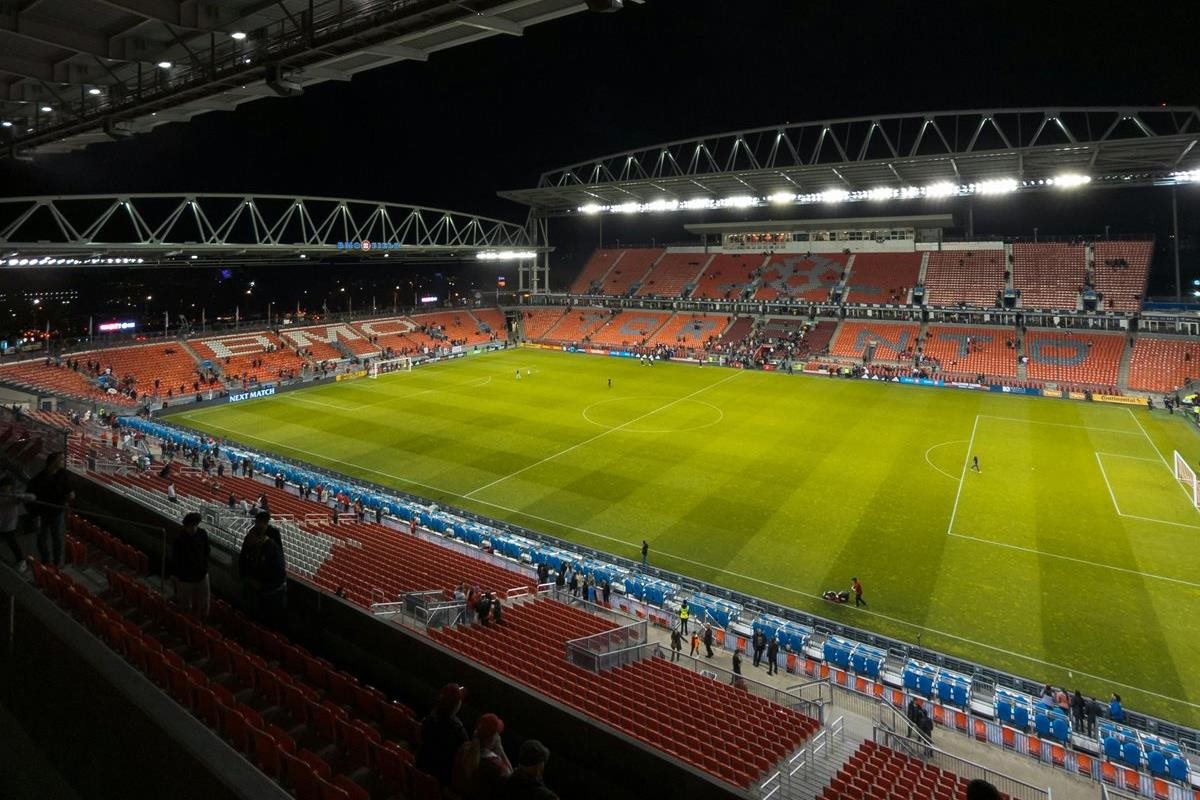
[565,620,648,672]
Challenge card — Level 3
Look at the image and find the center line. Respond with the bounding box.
[463,370,742,499]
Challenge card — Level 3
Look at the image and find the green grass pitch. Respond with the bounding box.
[173,347,1200,726]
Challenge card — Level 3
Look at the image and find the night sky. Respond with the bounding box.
[0,0,1198,338]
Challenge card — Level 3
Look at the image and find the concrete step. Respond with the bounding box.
[767,725,864,800]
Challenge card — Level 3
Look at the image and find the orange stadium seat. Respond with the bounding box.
[587,310,671,348]
[1129,336,1200,393]
[1093,241,1151,312]
[635,252,711,297]
[645,313,730,348]
[1012,243,1085,310]
[598,248,663,296]
[1024,330,1124,388]
[923,326,1018,378]
[541,307,613,344]
[349,316,435,356]
[754,253,847,302]
[189,331,309,384]
[844,252,921,304]
[691,253,766,300]
[924,249,1005,307]
[278,322,380,361]
[519,308,568,341]
[569,248,623,294]
[830,321,921,361]
[407,310,496,346]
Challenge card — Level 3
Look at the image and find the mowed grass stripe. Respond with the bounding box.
[175,347,1200,725]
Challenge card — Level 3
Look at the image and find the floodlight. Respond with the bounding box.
[865,187,896,201]
[899,186,922,199]
[925,182,957,198]
[819,189,849,204]
[768,192,797,205]
[40,105,52,113]
[1051,173,1091,189]
[231,31,248,40]
[974,178,1018,195]
[720,195,756,209]
[580,203,604,215]
[681,198,714,210]
[88,88,102,96]
[157,61,173,69]
[612,202,640,214]
[645,199,679,212]
[0,121,11,128]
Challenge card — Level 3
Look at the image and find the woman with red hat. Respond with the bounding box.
[452,712,512,798]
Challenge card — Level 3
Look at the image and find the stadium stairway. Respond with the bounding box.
[1118,335,1136,390]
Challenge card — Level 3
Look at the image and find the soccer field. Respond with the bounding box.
[173,347,1200,726]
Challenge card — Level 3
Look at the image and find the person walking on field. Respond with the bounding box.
[971,455,981,473]
[851,577,867,608]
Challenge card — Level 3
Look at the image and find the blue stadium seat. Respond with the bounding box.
[1167,755,1189,782]
[1122,741,1141,767]
[1147,751,1167,777]
[1034,713,1051,738]
[916,673,934,696]
[996,700,1012,724]
[824,641,851,669]
[1051,717,1070,742]
[903,669,921,692]
[1013,706,1029,731]
[1103,737,1123,762]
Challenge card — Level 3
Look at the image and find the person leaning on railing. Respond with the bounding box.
[0,472,36,573]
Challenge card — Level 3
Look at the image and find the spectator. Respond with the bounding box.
[237,511,287,626]
[702,623,714,658]
[452,712,511,799]
[29,452,73,567]
[766,635,779,676]
[501,739,558,800]
[171,512,211,617]
[1109,693,1125,723]
[166,481,178,503]
[670,626,684,662]
[418,683,469,785]
[1085,696,1101,737]
[0,473,35,572]
[491,595,503,626]
[966,779,1002,800]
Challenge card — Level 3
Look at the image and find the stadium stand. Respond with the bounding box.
[428,599,819,789]
[348,316,435,355]
[923,249,1005,307]
[1093,241,1152,312]
[408,310,496,346]
[634,252,711,297]
[646,313,730,348]
[468,308,508,338]
[843,253,921,305]
[830,322,921,361]
[519,307,568,340]
[598,248,663,296]
[189,332,309,383]
[569,248,623,294]
[712,315,754,350]
[1128,336,1200,393]
[1012,243,1085,310]
[754,253,847,302]
[0,358,136,405]
[923,326,1018,378]
[587,310,671,348]
[541,307,613,344]
[821,740,987,800]
[691,253,765,300]
[278,323,370,361]
[1023,330,1124,388]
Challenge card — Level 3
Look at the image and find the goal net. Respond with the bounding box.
[1174,451,1199,508]
[368,356,413,379]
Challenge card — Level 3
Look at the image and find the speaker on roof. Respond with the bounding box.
[586,0,624,11]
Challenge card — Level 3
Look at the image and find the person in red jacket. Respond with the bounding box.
[851,577,867,608]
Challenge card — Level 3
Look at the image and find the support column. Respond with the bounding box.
[1173,186,1182,301]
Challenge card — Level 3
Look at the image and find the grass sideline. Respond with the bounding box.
[175,347,1200,727]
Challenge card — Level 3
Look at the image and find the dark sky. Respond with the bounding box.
[0,0,1198,331]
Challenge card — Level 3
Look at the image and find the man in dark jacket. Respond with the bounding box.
[417,683,468,785]
[28,452,73,567]
[766,636,780,675]
[238,511,287,626]
[172,512,211,617]
[752,630,765,668]
[702,623,714,658]
[500,739,558,800]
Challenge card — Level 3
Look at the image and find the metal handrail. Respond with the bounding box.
[874,729,1052,800]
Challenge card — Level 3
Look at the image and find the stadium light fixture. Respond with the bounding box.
[88,88,102,96]
[768,192,797,205]
[973,178,1018,195]
[719,195,756,209]
[865,187,897,201]
[819,189,850,204]
[476,251,537,261]
[231,31,247,40]
[0,121,11,128]
[580,203,603,215]
[645,199,679,212]
[611,201,640,214]
[157,61,173,69]
[925,182,957,198]
[1173,169,1200,183]
[1050,173,1091,189]
[681,198,715,210]
[40,105,52,113]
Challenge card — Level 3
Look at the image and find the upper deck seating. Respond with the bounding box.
[570,248,623,294]
[923,250,1005,307]
[542,308,613,344]
[599,249,663,296]
[1012,243,1085,310]
[635,253,710,298]
[1093,241,1151,312]
[844,253,921,305]
[189,332,309,384]
[520,308,568,341]
[753,253,847,302]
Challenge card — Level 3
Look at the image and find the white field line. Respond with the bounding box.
[979,415,1143,436]
[1095,452,1124,516]
[1094,452,1159,463]
[924,440,966,481]
[1126,407,1200,516]
[462,370,742,499]
[945,415,979,534]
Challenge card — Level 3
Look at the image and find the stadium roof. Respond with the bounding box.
[0,0,603,159]
[683,213,957,235]
[499,107,1200,215]
[0,193,542,267]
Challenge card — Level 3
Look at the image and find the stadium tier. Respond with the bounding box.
[428,599,820,790]
[692,254,766,300]
[278,322,376,361]
[830,321,921,361]
[712,315,755,350]
[519,307,568,340]
[646,313,731,348]
[407,310,497,346]
[1022,330,1124,388]
[598,248,663,296]
[923,249,1006,307]
[634,252,711,297]
[821,740,989,800]
[922,326,1018,378]
[1093,241,1153,312]
[189,331,310,382]
[1129,336,1200,393]
[468,307,507,337]
[346,315,433,355]
[540,307,613,344]
[843,252,922,305]
[569,247,624,294]
[1012,242,1085,310]
[754,253,847,302]
[587,310,672,348]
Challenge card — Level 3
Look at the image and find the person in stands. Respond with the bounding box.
[1109,693,1125,723]
[29,452,73,567]
[171,512,211,617]
[0,473,35,573]
[418,683,469,785]
[238,511,287,626]
[452,712,511,799]
[702,623,715,658]
[766,635,779,676]
[670,626,684,662]
[501,739,558,800]
[966,779,1002,800]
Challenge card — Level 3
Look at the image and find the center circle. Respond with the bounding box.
[582,396,724,434]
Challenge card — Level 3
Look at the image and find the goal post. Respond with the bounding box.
[368,356,413,379]
[1174,451,1199,508]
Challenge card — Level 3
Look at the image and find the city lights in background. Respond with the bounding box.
[576,173,1104,215]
